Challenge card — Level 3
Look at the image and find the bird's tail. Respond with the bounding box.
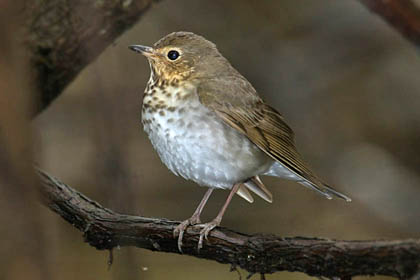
[298,180,351,202]
[264,161,351,202]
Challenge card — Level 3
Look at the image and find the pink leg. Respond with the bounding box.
[197,183,241,250]
[173,188,214,252]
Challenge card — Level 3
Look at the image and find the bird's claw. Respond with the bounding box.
[173,219,190,253]
[174,216,220,252]
[197,220,219,251]
[173,215,201,253]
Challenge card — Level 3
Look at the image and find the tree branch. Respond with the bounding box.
[37,168,420,279]
[359,0,420,48]
[25,0,157,114]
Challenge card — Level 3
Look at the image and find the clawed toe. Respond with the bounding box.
[174,219,220,252]
[173,220,191,253]
[172,185,235,253]
[197,220,219,251]
[173,215,202,253]
[173,220,189,238]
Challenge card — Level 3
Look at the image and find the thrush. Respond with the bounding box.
[129,31,351,252]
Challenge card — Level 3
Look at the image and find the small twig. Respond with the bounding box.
[107,248,114,270]
[230,264,243,280]
[246,272,255,280]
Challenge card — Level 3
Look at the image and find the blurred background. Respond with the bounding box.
[12,0,420,279]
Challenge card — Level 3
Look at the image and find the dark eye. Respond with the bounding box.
[167,50,180,60]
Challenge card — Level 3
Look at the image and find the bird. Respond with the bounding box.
[129,31,351,252]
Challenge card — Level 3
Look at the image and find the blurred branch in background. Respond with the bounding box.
[25,0,158,114]
[37,169,420,279]
[359,0,420,47]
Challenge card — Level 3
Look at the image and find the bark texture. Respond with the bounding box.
[38,169,420,279]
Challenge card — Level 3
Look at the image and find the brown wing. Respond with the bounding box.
[197,78,351,201]
[213,100,318,181]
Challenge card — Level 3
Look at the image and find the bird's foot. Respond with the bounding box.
[173,214,201,253]
[197,218,221,251]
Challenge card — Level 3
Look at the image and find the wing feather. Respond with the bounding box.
[197,78,350,201]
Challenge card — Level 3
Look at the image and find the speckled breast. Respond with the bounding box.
[141,80,273,189]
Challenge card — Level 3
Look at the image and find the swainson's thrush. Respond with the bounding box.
[129,32,351,251]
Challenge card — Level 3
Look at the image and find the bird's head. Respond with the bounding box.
[129,32,228,84]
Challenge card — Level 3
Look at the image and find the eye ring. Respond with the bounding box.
[167,50,180,60]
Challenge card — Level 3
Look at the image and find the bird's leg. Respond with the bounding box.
[197,183,241,250]
[173,188,214,252]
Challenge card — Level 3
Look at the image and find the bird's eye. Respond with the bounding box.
[167,50,180,60]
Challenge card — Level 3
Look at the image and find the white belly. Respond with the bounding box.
[142,88,272,189]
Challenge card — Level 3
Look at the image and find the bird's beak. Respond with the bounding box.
[129,45,155,58]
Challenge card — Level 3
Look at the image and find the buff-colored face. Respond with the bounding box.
[145,45,194,81]
[129,32,225,83]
